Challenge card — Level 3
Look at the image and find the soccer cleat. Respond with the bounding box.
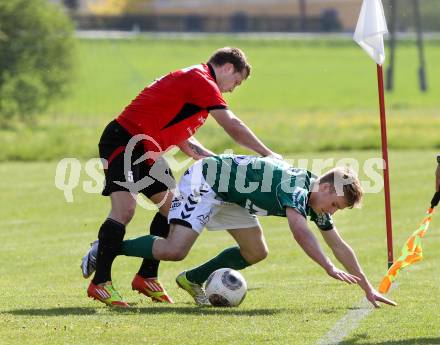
[131,274,174,303]
[176,271,210,306]
[87,281,129,307]
[81,240,98,279]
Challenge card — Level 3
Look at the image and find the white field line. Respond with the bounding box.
[315,298,373,345]
[315,285,396,345]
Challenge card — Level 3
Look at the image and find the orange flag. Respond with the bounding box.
[379,192,440,293]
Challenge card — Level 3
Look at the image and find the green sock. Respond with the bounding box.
[186,246,251,284]
[121,235,158,259]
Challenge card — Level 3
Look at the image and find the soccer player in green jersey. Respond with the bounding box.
[87,154,396,307]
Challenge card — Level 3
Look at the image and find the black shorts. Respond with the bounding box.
[99,120,175,198]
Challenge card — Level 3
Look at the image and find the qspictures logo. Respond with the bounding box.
[54,136,386,210]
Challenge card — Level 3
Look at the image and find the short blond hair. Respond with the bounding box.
[318,167,363,208]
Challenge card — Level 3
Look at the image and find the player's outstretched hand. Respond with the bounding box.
[365,288,397,308]
[326,266,361,284]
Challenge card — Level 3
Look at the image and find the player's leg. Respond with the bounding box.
[129,221,198,303]
[86,191,136,307]
[137,158,175,278]
[121,221,205,304]
[156,226,211,306]
[227,226,269,264]
[176,225,265,306]
[180,201,264,282]
[130,158,176,302]
[94,136,139,284]
[84,120,137,307]
[184,225,267,286]
[128,222,211,306]
[121,160,212,305]
[82,191,137,297]
[95,192,137,284]
[176,200,261,305]
[121,222,200,261]
[136,190,173,277]
[94,191,136,283]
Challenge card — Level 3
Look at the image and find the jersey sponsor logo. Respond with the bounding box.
[181,211,191,219]
[197,211,212,226]
[180,192,201,219]
[170,195,184,210]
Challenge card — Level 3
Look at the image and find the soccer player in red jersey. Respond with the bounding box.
[81,47,282,307]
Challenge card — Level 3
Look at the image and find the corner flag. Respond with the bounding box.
[354,0,388,65]
[353,0,394,268]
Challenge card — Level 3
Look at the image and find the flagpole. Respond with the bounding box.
[377,64,394,268]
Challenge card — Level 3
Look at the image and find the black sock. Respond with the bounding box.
[137,212,169,278]
[92,218,125,285]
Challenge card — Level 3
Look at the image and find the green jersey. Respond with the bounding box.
[201,154,334,231]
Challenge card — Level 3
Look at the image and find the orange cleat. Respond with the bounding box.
[87,281,130,308]
[131,274,174,303]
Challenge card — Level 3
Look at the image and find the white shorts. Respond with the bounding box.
[168,161,260,234]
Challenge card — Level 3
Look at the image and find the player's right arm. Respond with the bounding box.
[177,136,215,160]
[286,207,360,284]
[210,108,282,160]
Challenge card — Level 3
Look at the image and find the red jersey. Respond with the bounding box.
[116,63,227,154]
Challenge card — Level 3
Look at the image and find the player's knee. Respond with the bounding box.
[111,205,136,225]
[260,246,269,261]
[253,246,269,263]
[242,246,268,264]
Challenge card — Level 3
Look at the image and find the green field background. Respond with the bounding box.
[1,37,440,345]
[1,37,439,161]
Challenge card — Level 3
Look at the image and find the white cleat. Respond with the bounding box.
[81,240,98,279]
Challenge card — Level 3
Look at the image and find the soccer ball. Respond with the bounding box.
[205,268,247,307]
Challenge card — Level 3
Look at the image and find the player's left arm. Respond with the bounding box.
[320,227,397,308]
[286,208,359,284]
[177,136,215,160]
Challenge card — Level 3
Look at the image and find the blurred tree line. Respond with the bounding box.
[85,0,153,15]
[67,0,440,32]
[0,0,75,126]
[383,0,440,32]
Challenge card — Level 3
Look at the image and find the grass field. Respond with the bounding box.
[1,37,440,161]
[1,150,440,345]
[1,35,440,344]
